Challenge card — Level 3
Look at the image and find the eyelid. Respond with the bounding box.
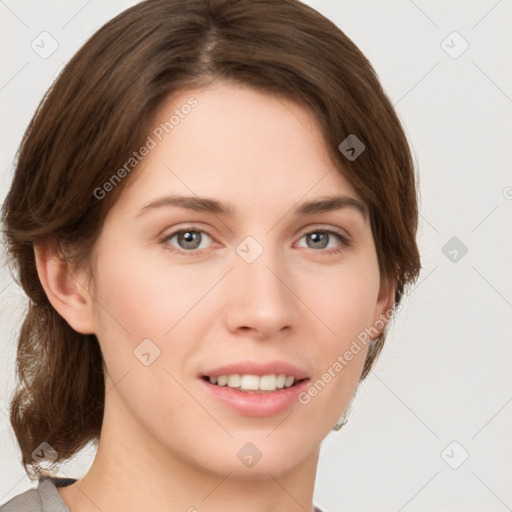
[293,226,352,253]
[158,223,351,256]
[158,224,218,255]
[296,224,351,242]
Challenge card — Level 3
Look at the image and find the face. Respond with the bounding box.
[83,81,392,478]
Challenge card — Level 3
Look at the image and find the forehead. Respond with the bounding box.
[115,82,361,216]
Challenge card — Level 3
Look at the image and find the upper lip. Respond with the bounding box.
[201,361,309,380]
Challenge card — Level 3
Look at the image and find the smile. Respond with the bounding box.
[203,374,306,393]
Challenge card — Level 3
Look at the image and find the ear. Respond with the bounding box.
[370,278,396,339]
[34,240,96,335]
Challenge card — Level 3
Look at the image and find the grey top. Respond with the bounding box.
[0,478,75,512]
[0,477,325,511]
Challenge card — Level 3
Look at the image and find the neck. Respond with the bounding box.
[58,390,319,512]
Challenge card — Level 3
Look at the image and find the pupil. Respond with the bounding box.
[309,232,327,249]
[179,231,200,249]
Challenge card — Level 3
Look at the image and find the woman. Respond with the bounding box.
[1,0,420,511]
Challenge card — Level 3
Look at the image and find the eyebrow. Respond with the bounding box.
[135,194,367,219]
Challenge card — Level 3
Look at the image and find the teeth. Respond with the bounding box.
[207,374,298,391]
[240,374,260,390]
[227,374,241,387]
[259,375,276,391]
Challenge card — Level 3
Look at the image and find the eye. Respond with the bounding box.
[159,227,215,257]
[295,229,350,254]
[159,226,350,257]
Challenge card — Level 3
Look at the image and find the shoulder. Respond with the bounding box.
[0,486,41,512]
[0,478,76,512]
[1,481,324,512]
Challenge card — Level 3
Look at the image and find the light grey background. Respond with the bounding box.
[1,1,511,511]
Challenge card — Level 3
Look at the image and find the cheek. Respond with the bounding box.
[90,244,212,388]
[92,244,199,335]
[300,257,380,400]
[89,248,201,428]
[306,259,381,344]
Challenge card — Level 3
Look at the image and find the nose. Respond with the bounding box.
[223,243,300,340]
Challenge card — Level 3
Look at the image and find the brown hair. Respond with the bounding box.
[2,0,420,478]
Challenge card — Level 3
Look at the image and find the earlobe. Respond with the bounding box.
[34,240,96,334]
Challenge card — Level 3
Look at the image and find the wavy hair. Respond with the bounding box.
[2,0,420,478]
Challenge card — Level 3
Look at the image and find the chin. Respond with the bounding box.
[191,434,319,480]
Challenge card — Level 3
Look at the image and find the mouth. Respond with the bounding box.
[201,374,308,393]
[200,375,310,416]
[199,362,310,416]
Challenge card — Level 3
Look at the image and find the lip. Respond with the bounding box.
[201,361,309,380]
[200,377,310,417]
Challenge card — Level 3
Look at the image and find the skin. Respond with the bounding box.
[35,81,394,512]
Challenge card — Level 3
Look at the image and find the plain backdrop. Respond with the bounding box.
[1,1,511,511]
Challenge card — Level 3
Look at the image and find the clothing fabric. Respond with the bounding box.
[0,477,75,512]
[0,477,325,511]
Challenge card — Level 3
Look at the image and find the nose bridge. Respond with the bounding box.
[227,235,299,336]
[241,245,285,299]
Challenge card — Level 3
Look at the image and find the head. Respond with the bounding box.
[2,0,420,480]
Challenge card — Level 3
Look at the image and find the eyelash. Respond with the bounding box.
[158,225,351,258]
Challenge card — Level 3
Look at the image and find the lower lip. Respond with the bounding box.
[200,378,310,417]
